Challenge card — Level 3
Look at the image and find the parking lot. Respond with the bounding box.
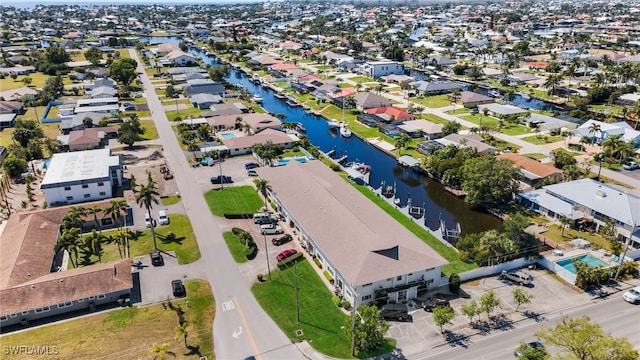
[388,267,585,355]
[190,154,261,193]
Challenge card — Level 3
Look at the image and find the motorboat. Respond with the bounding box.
[252,95,263,104]
[328,119,340,129]
[274,92,287,99]
[286,98,299,107]
[487,89,501,98]
[517,91,531,100]
[340,124,352,138]
[295,122,306,133]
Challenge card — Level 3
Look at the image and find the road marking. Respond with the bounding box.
[232,326,243,339]
[233,297,261,359]
[222,300,235,312]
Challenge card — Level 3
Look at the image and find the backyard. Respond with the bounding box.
[0,279,215,360]
[411,95,451,108]
[204,185,264,217]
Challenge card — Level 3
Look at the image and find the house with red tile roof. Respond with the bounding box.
[365,106,414,122]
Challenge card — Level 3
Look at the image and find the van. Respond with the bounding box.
[158,210,169,225]
[500,270,532,285]
[380,303,408,321]
[253,213,272,224]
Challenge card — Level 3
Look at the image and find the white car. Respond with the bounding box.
[144,213,156,228]
[623,286,640,304]
[623,162,639,171]
[260,224,283,235]
[158,210,169,225]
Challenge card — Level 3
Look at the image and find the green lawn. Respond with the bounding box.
[76,214,201,267]
[0,120,60,148]
[541,225,611,251]
[223,231,251,263]
[460,114,532,136]
[521,135,563,145]
[204,185,264,216]
[0,279,214,360]
[0,72,52,91]
[446,108,471,115]
[523,153,547,160]
[412,95,451,108]
[349,76,374,84]
[252,259,351,358]
[165,107,202,120]
[139,119,159,140]
[421,113,453,126]
[161,195,182,206]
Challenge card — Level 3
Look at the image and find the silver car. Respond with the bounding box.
[260,224,283,235]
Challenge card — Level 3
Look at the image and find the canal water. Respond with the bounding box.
[142,36,502,234]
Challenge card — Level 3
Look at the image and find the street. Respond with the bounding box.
[413,292,640,360]
[129,49,302,360]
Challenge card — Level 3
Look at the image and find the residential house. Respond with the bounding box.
[88,86,117,99]
[398,120,444,139]
[0,203,132,328]
[163,49,196,66]
[57,127,118,152]
[255,160,447,306]
[458,91,494,108]
[410,80,466,96]
[363,60,404,78]
[83,78,116,91]
[0,101,26,115]
[220,128,297,156]
[518,179,640,248]
[0,65,36,76]
[60,112,106,134]
[573,119,640,146]
[478,103,529,120]
[74,97,119,115]
[498,153,563,189]
[202,103,247,117]
[523,113,578,132]
[616,93,640,107]
[40,149,122,206]
[184,79,226,97]
[436,133,496,155]
[365,106,414,123]
[190,93,223,109]
[0,114,16,129]
[240,113,282,134]
[352,92,393,110]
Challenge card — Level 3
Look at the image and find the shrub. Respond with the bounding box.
[333,296,342,307]
[257,273,264,282]
[329,163,341,171]
[276,252,304,268]
[340,300,351,309]
[449,273,461,293]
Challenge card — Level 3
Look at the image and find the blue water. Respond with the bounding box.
[556,254,609,274]
[275,156,310,166]
[142,36,502,235]
[220,133,237,139]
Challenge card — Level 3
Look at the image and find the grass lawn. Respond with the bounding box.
[412,95,451,108]
[0,121,61,147]
[349,76,374,84]
[140,119,159,140]
[165,107,202,120]
[521,135,563,145]
[460,114,532,136]
[523,153,547,160]
[446,108,471,115]
[0,72,52,91]
[117,49,130,58]
[253,259,393,358]
[541,225,611,251]
[421,113,453,126]
[161,195,182,206]
[204,185,264,217]
[351,183,474,275]
[76,214,201,267]
[0,279,214,360]
[223,231,250,263]
[314,65,333,70]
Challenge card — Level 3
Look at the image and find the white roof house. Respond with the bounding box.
[519,179,640,248]
[574,119,640,145]
[40,149,122,206]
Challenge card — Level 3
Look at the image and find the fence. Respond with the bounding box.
[538,256,577,283]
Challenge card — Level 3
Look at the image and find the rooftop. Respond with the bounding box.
[40,149,119,188]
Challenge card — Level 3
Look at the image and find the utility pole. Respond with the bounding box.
[263,234,271,280]
[295,261,300,322]
[350,287,357,357]
[615,222,635,280]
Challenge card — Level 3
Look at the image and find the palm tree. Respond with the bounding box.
[135,173,160,250]
[105,199,128,230]
[55,227,82,268]
[149,343,173,360]
[588,122,601,143]
[63,206,86,231]
[86,229,105,263]
[558,215,572,237]
[175,322,189,347]
[115,230,130,259]
[544,74,562,96]
[86,204,103,233]
[602,134,623,160]
[254,178,271,210]
[395,133,412,155]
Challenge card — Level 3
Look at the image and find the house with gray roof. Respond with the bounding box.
[518,179,640,248]
[190,93,223,109]
[352,92,393,110]
[478,103,529,120]
[410,80,466,96]
[255,160,447,306]
[184,79,226,97]
[524,113,577,132]
[60,112,106,134]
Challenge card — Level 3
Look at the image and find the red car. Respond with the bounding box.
[276,249,298,262]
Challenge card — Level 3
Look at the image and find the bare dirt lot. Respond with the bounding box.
[115,145,178,201]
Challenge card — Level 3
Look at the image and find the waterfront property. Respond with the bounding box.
[40,149,122,206]
[256,160,448,307]
[555,254,609,274]
[518,179,640,249]
[498,153,563,189]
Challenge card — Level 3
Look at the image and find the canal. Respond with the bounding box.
[142,36,502,235]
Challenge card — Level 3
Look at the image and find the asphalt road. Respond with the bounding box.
[413,293,640,360]
[129,49,302,360]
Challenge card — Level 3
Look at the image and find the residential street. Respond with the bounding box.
[129,49,302,360]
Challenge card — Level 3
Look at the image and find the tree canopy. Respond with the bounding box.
[461,156,521,208]
[110,58,138,87]
[343,305,389,354]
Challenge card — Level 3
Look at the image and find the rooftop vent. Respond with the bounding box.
[595,190,606,198]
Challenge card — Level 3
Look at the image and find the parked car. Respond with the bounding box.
[150,250,163,266]
[423,297,450,312]
[245,162,260,170]
[122,102,135,111]
[514,341,546,358]
[210,175,233,184]
[623,161,639,170]
[255,216,275,225]
[171,279,185,297]
[247,169,258,177]
[501,270,532,285]
[276,249,297,262]
[272,234,293,246]
[144,213,156,228]
[260,223,283,235]
[623,286,640,304]
[380,303,409,321]
[158,210,169,225]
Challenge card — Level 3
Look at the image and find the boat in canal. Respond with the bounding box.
[487,89,501,98]
[340,124,352,138]
[517,91,531,100]
[294,122,306,133]
[286,98,300,107]
[328,119,340,129]
[274,91,287,99]
[252,94,263,104]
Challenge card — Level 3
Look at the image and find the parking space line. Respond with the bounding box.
[233,297,261,360]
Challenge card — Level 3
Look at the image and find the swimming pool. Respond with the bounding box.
[275,156,309,166]
[220,133,237,139]
[555,254,609,274]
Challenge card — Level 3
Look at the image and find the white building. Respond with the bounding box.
[363,60,405,79]
[256,161,447,307]
[40,149,122,206]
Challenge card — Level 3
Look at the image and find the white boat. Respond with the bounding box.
[340,125,352,138]
[328,120,340,129]
[252,95,263,104]
[487,89,501,98]
[274,92,286,99]
[517,91,531,100]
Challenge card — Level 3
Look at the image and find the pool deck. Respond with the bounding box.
[544,247,618,267]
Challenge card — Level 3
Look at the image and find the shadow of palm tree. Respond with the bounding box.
[184,344,202,357]
[158,232,185,245]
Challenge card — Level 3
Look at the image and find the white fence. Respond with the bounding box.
[538,256,577,284]
[436,257,537,288]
